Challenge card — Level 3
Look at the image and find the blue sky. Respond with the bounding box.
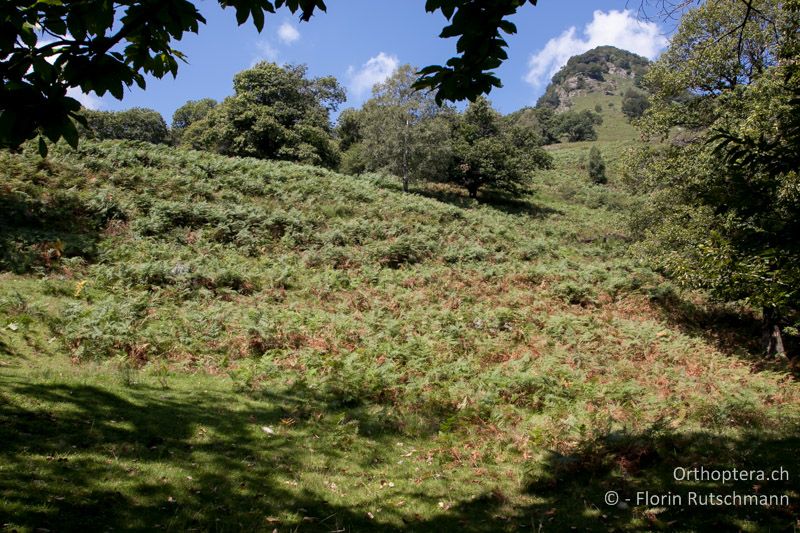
[87,1,672,123]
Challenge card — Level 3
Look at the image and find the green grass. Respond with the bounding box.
[1,138,798,531]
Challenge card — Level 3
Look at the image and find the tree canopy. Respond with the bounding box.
[1,0,539,154]
[180,62,343,168]
[172,98,217,139]
[80,107,170,144]
[587,145,606,184]
[355,65,455,191]
[449,96,551,198]
[628,0,799,355]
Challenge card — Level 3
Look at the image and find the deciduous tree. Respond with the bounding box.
[357,65,454,191]
[450,96,551,198]
[587,145,606,184]
[627,0,799,356]
[181,62,343,168]
[172,98,217,142]
[80,107,169,144]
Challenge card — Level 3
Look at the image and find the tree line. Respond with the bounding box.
[77,61,556,199]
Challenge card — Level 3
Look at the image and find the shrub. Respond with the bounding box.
[621,88,651,120]
[588,146,607,184]
[372,235,434,268]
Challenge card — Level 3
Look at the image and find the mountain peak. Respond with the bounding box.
[537,46,651,111]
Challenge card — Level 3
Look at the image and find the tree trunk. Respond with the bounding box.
[402,117,409,193]
[762,307,786,357]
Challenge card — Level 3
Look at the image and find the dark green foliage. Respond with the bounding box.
[629,0,799,354]
[339,144,368,175]
[80,108,170,145]
[507,107,602,146]
[413,0,539,103]
[335,108,363,152]
[556,110,603,142]
[0,0,333,153]
[181,63,344,168]
[621,88,650,120]
[504,106,560,145]
[171,98,217,141]
[449,96,551,198]
[587,145,606,184]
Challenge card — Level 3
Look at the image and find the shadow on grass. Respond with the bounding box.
[0,336,16,358]
[428,427,800,532]
[413,184,563,219]
[1,375,797,531]
[372,178,562,219]
[0,187,111,274]
[650,290,798,375]
[0,375,447,532]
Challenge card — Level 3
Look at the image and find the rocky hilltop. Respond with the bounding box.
[537,46,651,112]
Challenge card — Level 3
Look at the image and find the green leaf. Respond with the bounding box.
[250,6,265,31]
[62,118,79,148]
[20,23,38,47]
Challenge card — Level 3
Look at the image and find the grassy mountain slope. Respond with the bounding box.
[1,138,798,531]
[567,78,640,143]
[535,45,646,143]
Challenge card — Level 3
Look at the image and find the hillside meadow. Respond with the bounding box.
[1,127,798,532]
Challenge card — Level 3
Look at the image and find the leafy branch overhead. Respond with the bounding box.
[414,0,539,104]
[0,0,537,153]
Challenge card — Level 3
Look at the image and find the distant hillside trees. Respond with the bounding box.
[80,108,170,145]
[628,0,799,356]
[556,110,603,142]
[503,107,560,145]
[504,107,602,144]
[621,89,650,120]
[172,98,217,142]
[181,62,345,168]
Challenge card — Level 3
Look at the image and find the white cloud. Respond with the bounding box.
[525,10,668,87]
[252,40,279,65]
[347,52,399,97]
[277,22,300,44]
[67,87,103,110]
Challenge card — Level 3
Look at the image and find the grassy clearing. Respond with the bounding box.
[1,138,799,531]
